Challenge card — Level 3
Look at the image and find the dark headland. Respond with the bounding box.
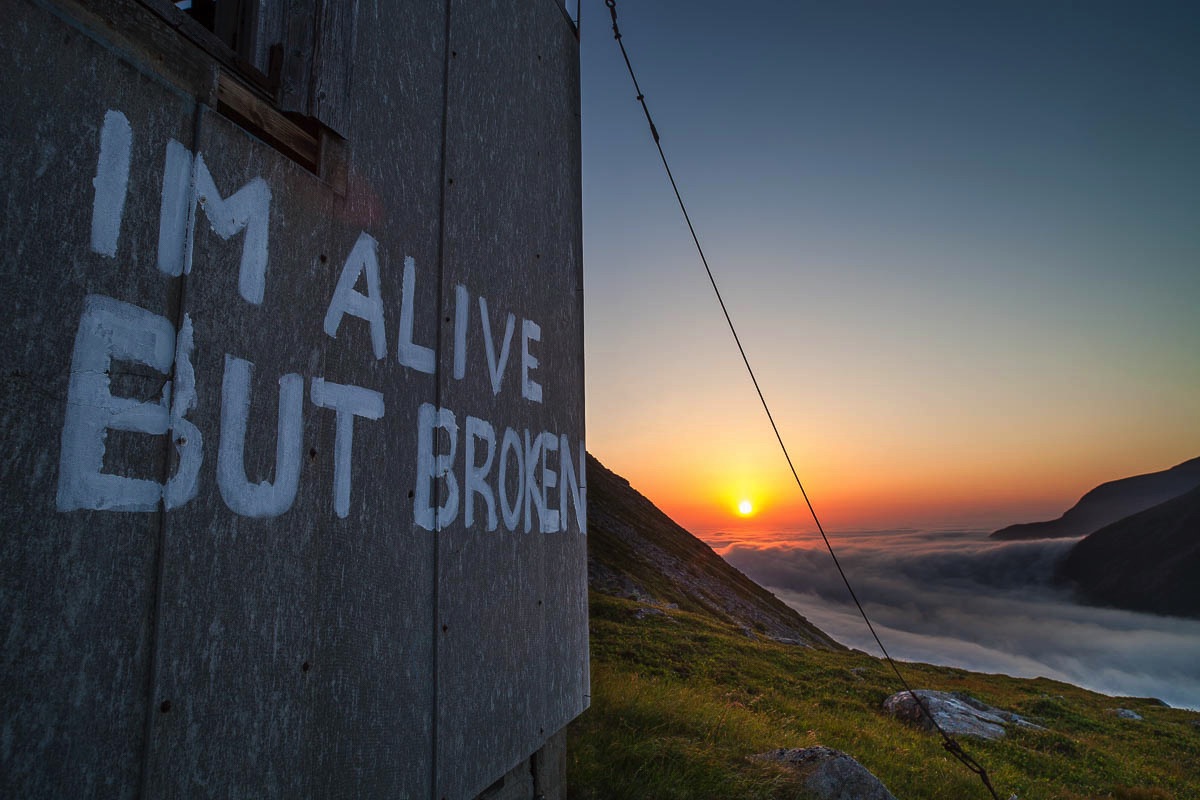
[990,456,1200,541]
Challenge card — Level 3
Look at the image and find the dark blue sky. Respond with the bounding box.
[577,1,1200,531]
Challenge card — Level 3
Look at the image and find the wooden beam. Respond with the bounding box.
[217,71,320,170]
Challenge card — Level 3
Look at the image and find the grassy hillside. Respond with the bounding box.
[587,454,839,648]
[570,457,1200,799]
[569,594,1200,799]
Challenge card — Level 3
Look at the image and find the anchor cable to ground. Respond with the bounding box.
[600,2,1004,797]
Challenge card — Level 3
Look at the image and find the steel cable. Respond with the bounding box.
[601,2,1005,797]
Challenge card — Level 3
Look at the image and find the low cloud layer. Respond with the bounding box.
[722,530,1200,709]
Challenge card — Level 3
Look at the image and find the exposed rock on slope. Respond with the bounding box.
[990,456,1200,540]
[882,690,1041,741]
[1056,484,1200,618]
[586,454,841,649]
[754,747,897,800]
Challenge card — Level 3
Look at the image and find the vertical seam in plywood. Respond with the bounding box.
[136,96,206,800]
[432,0,454,797]
[567,15,589,714]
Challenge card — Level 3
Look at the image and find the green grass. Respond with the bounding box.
[569,593,1200,799]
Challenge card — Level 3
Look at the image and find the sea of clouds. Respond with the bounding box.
[717,529,1200,710]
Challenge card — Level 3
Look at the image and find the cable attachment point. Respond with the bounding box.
[606,0,620,39]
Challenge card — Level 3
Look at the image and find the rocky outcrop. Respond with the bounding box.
[587,454,842,649]
[1055,483,1200,619]
[754,747,897,800]
[990,456,1200,541]
[883,690,1041,740]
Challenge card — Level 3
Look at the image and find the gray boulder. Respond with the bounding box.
[883,690,1041,740]
[754,747,896,800]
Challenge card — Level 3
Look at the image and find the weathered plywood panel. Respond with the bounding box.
[310,0,359,137]
[142,0,448,791]
[0,4,197,797]
[2,1,584,798]
[137,110,346,798]
[436,2,588,797]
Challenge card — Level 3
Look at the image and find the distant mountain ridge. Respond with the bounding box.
[990,456,1200,541]
[1056,483,1200,619]
[585,454,842,649]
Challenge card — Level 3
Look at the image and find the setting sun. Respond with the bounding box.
[737,499,754,516]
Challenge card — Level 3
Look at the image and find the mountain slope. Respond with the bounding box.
[573,590,1200,800]
[1057,483,1200,618]
[572,456,1200,800]
[990,456,1200,540]
[586,454,841,649]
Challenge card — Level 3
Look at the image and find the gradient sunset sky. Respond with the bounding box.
[578,1,1200,537]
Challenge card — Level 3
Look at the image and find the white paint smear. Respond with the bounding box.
[453,284,469,380]
[558,435,586,534]
[464,415,498,531]
[323,232,387,360]
[398,256,435,373]
[157,140,272,304]
[57,295,174,512]
[217,355,303,517]
[540,433,560,533]
[520,319,542,403]
[479,296,515,396]
[310,377,385,519]
[156,139,193,278]
[165,313,202,509]
[90,110,131,257]
[522,430,544,533]
[498,426,524,532]
[414,403,458,531]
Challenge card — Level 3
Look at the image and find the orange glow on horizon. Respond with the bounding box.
[586,435,1200,552]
